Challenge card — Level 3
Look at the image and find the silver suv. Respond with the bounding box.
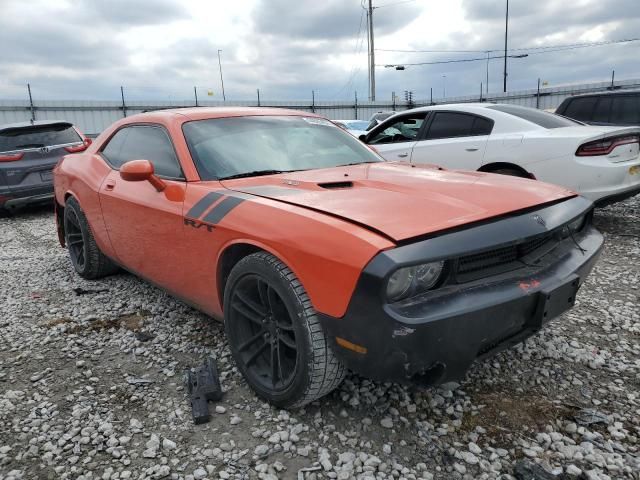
[0,120,89,211]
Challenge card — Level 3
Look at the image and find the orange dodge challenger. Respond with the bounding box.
[54,108,603,407]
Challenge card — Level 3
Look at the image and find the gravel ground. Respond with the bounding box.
[0,198,638,480]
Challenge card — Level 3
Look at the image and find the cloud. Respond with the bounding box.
[83,0,188,26]
[0,0,638,104]
[253,0,420,40]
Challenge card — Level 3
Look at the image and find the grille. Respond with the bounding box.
[456,233,554,282]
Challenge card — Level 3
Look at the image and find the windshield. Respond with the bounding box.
[0,123,81,152]
[182,115,383,180]
[487,104,580,129]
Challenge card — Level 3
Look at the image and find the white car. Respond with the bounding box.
[333,119,370,138]
[362,103,640,205]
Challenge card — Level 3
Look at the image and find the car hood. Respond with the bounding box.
[221,162,576,242]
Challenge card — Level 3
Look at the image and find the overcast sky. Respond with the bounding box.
[1,0,639,102]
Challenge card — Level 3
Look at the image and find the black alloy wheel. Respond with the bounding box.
[63,196,118,279]
[228,274,298,392]
[64,206,86,271]
[224,252,346,408]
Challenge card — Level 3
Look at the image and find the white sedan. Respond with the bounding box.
[362,103,640,205]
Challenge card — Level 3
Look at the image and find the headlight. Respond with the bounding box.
[386,261,445,302]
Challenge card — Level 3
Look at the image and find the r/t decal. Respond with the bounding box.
[184,191,248,233]
[184,218,215,233]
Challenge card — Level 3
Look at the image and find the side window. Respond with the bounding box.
[368,115,425,145]
[471,116,493,136]
[426,112,485,140]
[563,97,597,122]
[592,97,612,123]
[610,96,640,125]
[101,128,130,168]
[102,126,183,178]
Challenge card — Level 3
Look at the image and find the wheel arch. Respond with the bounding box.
[479,162,534,178]
[216,239,303,313]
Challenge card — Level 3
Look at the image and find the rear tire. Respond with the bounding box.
[64,196,118,279]
[488,168,528,178]
[224,252,346,408]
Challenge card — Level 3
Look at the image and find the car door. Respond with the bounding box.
[98,124,187,293]
[365,112,427,161]
[410,111,493,170]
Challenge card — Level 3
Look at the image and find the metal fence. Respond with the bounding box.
[1,78,639,136]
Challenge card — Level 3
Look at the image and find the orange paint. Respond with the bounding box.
[54,108,574,321]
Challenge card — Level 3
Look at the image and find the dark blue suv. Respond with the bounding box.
[0,120,89,211]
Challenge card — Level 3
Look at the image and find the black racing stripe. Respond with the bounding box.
[202,196,245,224]
[186,191,224,219]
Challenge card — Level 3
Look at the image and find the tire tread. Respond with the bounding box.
[230,252,346,407]
[65,197,118,279]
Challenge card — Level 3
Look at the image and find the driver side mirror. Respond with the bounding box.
[120,159,166,192]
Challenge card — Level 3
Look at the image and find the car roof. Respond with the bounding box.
[563,89,640,99]
[122,107,321,124]
[407,103,491,113]
[0,119,73,131]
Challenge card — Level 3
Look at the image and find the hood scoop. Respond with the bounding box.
[318,181,353,189]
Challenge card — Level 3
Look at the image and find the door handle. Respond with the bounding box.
[105,180,116,191]
[465,148,479,152]
[398,153,409,158]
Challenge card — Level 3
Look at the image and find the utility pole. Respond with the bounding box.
[368,0,376,101]
[486,51,490,96]
[217,49,226,101]
[503,0,509,92]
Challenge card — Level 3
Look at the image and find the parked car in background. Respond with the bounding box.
[333,119,370,138]
[362,104,640,206]
[1,120,90,211]
[556,90,640,126]
[54,107,602,407]
[366,111,396,130]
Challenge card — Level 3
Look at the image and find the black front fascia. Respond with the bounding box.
[317,195,603,385]
[367,196,593,275]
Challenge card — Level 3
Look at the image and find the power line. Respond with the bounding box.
[376,37,640,54]
[378,38,640,67]
[374,0,417,8]
[331,3,368,97]
[377,48,488,53]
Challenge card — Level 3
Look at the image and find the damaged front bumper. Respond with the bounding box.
[318,196,603,386]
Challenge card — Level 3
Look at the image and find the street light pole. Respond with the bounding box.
[217,49,226,101]
[442,75,446,98]
[503,0,509,92]
[368,0,376,101]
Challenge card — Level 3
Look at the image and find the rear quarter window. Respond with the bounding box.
[0,123,81,152]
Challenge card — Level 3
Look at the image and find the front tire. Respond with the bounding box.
[64,196,118,279]
[224,252,346,408]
